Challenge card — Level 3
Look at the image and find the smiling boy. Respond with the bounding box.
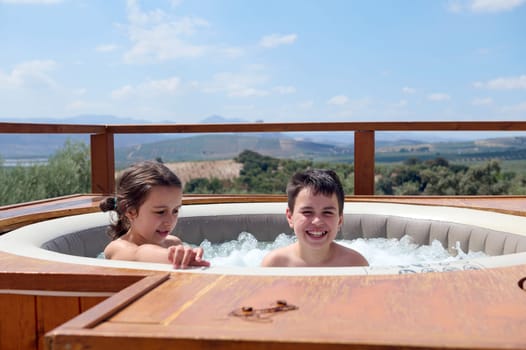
[261,169,369,267]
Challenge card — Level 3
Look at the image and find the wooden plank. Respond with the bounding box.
[80,297,108,313]
[90,132,114,194]
[0,194,104,234]
[354,130,375,195]
[105,121,526,133]
[3,120,526,204]
[4,195,526,235]
[3,120,526,135]
[110,273,222,324]
[36,296,80,350]
[47,334,352,350]
[53,273,169,330]
[0,294,37,350]
[46,266,526,350]
[0,122,105,134]
[350,195,526,216]
[0,271,146,293]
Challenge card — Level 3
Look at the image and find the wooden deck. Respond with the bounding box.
[3,193,526,234]
[47,266,526,350]
[1,195,526,350]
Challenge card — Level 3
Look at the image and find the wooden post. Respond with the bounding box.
[354,130,375,195]
[90,132,114,194]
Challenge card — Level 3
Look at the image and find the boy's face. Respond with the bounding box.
[125,186,182,245]
[286,187,342,250]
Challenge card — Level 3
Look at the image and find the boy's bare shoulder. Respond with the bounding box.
[332,243,369,267]
[261,246,294,267]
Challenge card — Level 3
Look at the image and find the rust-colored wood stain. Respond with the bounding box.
[47,266,526,350]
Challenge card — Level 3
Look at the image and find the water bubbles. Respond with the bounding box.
[198,233,488,268]
[199,232,296,267]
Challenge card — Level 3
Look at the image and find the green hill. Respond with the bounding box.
[113,134,526,168]
[114,134,354,168]
[375,136,526,163]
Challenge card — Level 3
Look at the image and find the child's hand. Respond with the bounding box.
[168,245,210,269]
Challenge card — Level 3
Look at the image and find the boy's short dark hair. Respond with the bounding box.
[286,169,345,214]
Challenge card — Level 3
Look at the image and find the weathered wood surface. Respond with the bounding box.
[3,120,526,195]
[0,194,286,233]
[1,194,525,350]
[3,194,526,234]
[47,266,526,350]
[0,249,153,350]
[0,251,150,292]
[0,194,105,233]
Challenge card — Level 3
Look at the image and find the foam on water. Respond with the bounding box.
[198,232,488,267]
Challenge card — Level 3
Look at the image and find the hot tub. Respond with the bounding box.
[2,202,525,275]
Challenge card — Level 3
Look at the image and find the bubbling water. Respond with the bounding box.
[198,232,488,267]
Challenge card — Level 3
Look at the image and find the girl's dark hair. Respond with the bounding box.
[286,169,345,215]
[99,160,182,239]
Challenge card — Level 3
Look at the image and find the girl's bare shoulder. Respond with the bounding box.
[104,238,138,259]
[163,235,183,247]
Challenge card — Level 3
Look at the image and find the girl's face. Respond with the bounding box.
[125,185,182,245]
[287,187,342,250]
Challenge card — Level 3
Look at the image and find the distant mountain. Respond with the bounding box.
[0,114,151,125]
[3,115,526,162]
[114,134,354,167]
[0,114,264,158]
[114,134,526,167]
[374,136,526,163]
[1,115,174,158]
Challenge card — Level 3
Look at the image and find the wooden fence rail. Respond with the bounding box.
[2,121,526,195]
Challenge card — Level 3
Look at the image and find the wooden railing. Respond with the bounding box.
[2,121,526,195]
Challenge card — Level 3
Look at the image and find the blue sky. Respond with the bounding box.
[0,0,525,124]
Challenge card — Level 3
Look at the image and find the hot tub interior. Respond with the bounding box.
[41,209,526,262]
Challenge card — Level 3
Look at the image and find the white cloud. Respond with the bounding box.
[197,69,270,98]
[395,99,408,107]
[470,0,525,12]
[500,101,526,114]
[111,77,181,99]
[224,104,255,111]
[66,100,90,111]
[273,86,296,95]
[123,0,210,63]
[111,85,134,99]
[229,87,268,97]
[447,0,525,13]
[298,101,313,109]
[169,0,182,8]
[427,93,451,101]
[473,75,526,89]
[220,46,245,58]
[447,1,464,12]
[0,60,57,88]
[72,88,87,96]
[327,95,349,105]
[96,44,119,53]
[476,47,491,55]
[259,33,297,48]
[0,0,61,3]
[471,97,493,105]
[402,87,416,94]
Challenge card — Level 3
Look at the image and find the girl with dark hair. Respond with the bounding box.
[99,160,209,269]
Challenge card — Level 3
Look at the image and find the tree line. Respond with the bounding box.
[0,140,91,206]
[185,150,526,196]
[2,142,526,206]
